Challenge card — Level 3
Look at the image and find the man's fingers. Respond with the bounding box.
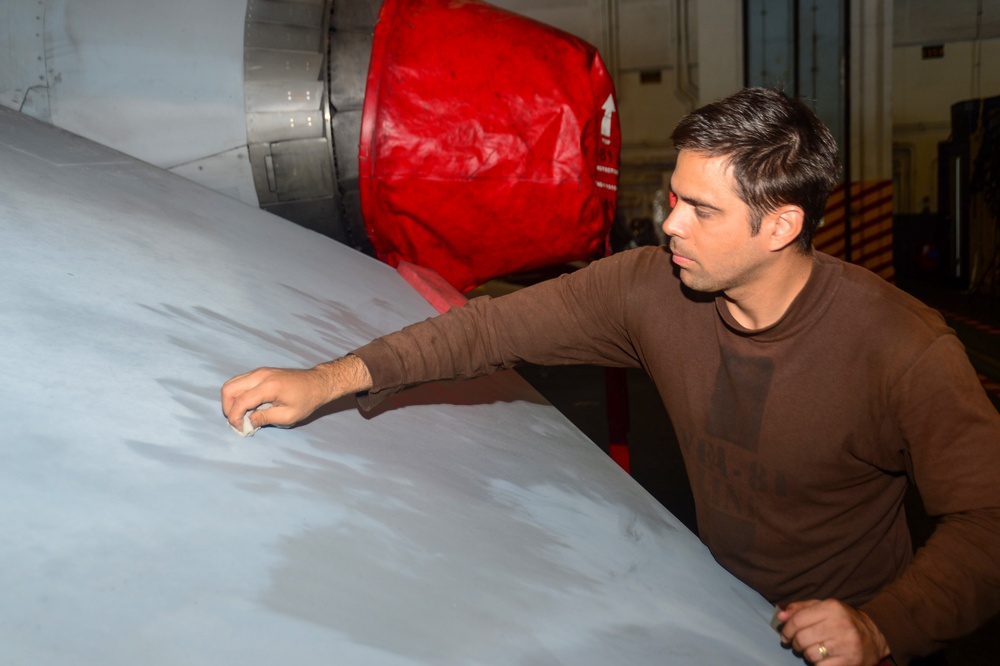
[806,640,841,664]
[222,369,268,414]
[778,599,823,645]
[223,374,279,429]
[777,600,888,666]
[231,391,275,427]
[784,621,822,653]
[221,368,265,402]
[247,407,268,429]
[249,402,289,429]
[777,599,820,622]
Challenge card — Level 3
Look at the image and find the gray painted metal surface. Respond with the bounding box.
[0,0,376,249]
[0,108,800,664]
[0,0,253,195]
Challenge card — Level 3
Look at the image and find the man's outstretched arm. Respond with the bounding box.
[221,248,657,433]
[221,355,373,432]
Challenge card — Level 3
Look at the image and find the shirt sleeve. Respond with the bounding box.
[351,249,653,410]
[861,334,1000,664]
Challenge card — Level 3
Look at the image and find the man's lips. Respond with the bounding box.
[670,248,694,267]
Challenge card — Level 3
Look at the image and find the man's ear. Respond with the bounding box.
[767,205,805,252]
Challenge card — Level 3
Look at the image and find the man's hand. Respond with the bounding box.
[221,355,373,433]
[777,599,890,666]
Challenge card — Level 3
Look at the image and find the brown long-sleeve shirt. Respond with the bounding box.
[353,246,1000,664]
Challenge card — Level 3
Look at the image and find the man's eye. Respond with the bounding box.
[669,192,677,208]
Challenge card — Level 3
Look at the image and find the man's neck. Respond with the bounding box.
[723,251,814,330]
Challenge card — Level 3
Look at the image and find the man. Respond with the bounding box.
[222,88,1000,665]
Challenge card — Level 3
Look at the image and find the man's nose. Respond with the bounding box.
[663,207,686,238]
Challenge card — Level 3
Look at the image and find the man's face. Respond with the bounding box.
[663,150,771,295]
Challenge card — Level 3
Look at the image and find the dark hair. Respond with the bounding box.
[670,87,842,251]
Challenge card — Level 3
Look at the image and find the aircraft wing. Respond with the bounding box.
[0,107,798,665]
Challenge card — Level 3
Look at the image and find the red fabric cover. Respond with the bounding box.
[360,0,621,292]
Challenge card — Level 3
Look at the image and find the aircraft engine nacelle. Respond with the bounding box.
[0,0,619,291]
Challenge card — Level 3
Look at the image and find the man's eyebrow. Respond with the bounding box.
[669,184,723,212]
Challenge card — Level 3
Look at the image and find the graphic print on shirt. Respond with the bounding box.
[706,353,772,450]
[677,352,788,551]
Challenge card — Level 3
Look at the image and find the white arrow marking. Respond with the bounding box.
[601,94,616,138]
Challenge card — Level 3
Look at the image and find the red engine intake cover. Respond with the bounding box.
[360,0,621,292]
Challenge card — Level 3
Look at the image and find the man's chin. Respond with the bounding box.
[677,270,718,295]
